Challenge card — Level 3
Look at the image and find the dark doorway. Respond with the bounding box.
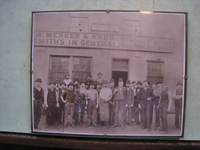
[112,71,128,87]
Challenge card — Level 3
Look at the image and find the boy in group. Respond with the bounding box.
[73,79,80,125]
[111,78,126,129]
[109,78,115,126]
[86,80,98,127]
[98,80,112,128]
[96,82,102,126]
[125,80,134,126]
[53,81,61,126]
[63,73,73,87]
[132,81,142,125]
[138,80,154,132]
[44,82,59,127]
[95,72,104,84]
[64,82,76,127]
[33,78,44,129]
[58,82,67,125]
[173,82,183,129]
[158,82,172,133]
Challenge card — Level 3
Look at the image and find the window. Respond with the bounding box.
[48,56,92,83]
[147,60,164,84]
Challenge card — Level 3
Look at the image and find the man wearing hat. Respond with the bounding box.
[86,80,98,127]
[33,78,44,129]
[44,82,58,127]
[124,80,134,126]
[59,82,67,125]
[64,82,76,127]
[63,73,73,86]
[96,82,102,126]
[86,74,93,90]
[173,82,183,129]
[109,78,115,126]
[98,80,112,128]
[111,78,126,129]
[138,80,154,132]
[132,81,142,125]
[96,72,104,84]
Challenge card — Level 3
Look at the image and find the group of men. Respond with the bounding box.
[33,73,183,133]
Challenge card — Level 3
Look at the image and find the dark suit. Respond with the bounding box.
[138,88,153,128]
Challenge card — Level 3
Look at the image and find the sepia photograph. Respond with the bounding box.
[31,11,186,138]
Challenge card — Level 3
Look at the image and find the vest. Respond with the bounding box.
[115,88,125,100]
[47,88,56,102]
[34,87,44,101]
[161,89,169,103]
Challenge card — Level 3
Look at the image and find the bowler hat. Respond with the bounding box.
[118,78,123,82]
[97,72,102,76]
[68,82,74,87]
[136,81,142,85]
[65,73,70,77]
[60,82,66,86]
[132,81,136,84]
[176,82,183,86]
[35,78,42,82]
[55,80,60,84]
[89,80,96,86]
[143,80,149,83]
[102,80,108,84]
[49,82,54,85]
[80,81,86,85]
[96,82,102,85]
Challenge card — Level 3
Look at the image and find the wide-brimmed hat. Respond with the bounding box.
[68,82,74,87]
[65,73,70,77]
[136,81,142,85]
[35,78,42,82]
[176,82,183,86]
[89,80,96,86]
[97,72,102,76]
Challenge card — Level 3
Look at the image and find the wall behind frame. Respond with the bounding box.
[0,0,199,140]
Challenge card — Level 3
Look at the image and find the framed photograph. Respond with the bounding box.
[31,11,186,138]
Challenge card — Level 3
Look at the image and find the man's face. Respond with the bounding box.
[118,81,123,87]
[49,84,54,89]
[126,83,130,88]
[35,82,41,87]
[65,75,70,79]
[137,84,141,88]
[143,82,149,89]
[103,83,108,88]
[80,83,86,89]
[97,84,101,89]
[55,83,60,88]
[109,82,115,88]
[98,74,102,78]
[132,83,137,89]
[157,84,162,89]
[68,85,73,91]
[60,84,65,89]
[152,84,157,90]
[90,85,95,89]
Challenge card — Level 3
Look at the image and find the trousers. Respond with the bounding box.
[87,100,97,125]
[175,99,182,128]
[64,102,75,126]
[160,102,169,132]
[140,101,153,128]
[114,100,125,126]
[46,101,56,125]
[34,99,42,128]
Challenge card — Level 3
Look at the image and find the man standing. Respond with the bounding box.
[95,72,104,84]
[125,80,134,126]
[64,82,76,127]
[96,82,102,126]
[33,78,44,129]
[132,81,142,125]
[138,80,154,132]
[53,81,61,126]
[98,80,112,128]
[63,73,73,87]
[44,82,59,127]
[111,78,126,129]
[158,82,172,133]
[86,80,98,127]
[109,78,115,126]
[59,82,67,125]
[173,82,183,129]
